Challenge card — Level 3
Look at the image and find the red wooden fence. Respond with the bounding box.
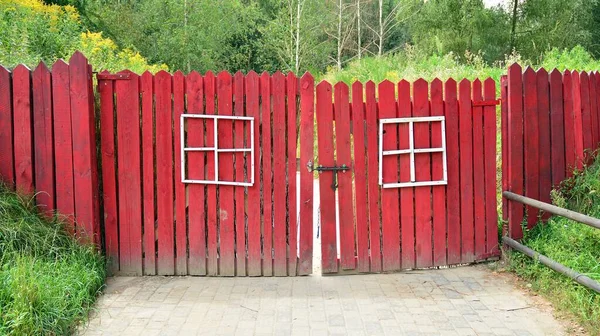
[0,52,100,245]
[98,70,315,276]
[316,77,499,274]
[503,64,600,240]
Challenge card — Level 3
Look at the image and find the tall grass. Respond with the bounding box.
[506,158,600,334]
[0,184,106,335]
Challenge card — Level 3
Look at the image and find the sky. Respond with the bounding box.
[484,0,505,7]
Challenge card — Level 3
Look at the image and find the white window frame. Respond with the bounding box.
[378,116,447,189]
[180,114,254,186]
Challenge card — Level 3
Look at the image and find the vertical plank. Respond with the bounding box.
[472,80,486,259]
[286,72,298,276]
[140,71,156,275]
[445,79,461,265]
[536,69,552,218]
[352,81,369,273]
[483,78,498,256]
[430,79,446,266]
[379,80,400,271]
[334,82,355,270]
[246,71,262,276]
[500,76,509,235]
[52,61,75,235]
[563,71,576,177]
[12,64,34,195]
[298,73,314,275]
[32,63,54,214]
[413,79,433,268]
[507,64,524,240]
[579,72,592,158]
[115,71,142,275]
[155,70,175,275]
[398,80,414,269]
[69,53,100,245]
[217,71,235,276]
[549,70,565,187]
[523,67,539,230]
[173,71,187,275]
[272,72,287,276]
[260,72,273,276]
[0,66,13,186]
[205,72,218,276]
[316,81,337,273]
[595,72,600,149]
[459,79,474,262]
[571,71,584,171]
[186,71,206,275]
[365,81,382,272]
[233,71,247,276]
[589,73,599,150]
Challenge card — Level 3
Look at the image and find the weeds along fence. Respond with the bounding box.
[502,64,600,240]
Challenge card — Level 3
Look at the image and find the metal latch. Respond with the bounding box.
[307,161,350,190]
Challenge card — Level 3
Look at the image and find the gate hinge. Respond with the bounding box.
[96,73,131,80]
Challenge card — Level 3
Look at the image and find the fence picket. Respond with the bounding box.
[173,71,187,275]
[414,79,433,268]
[246,71,261,276]
[472,80,486,259]
[316,81,337,274]
[398,80,414,269]
[483,78,498,256]
[523,68,539,230]
[52,61,75,235]
[155,71,175,275]
[365,81,382,272]
[430,78,446,266]
[334,82,355,270]
[12,65,34,195]
[536,69,552,222]
[352,81,369,273]
[563,71,576,177]
[260,72,273,276]
[445,79,461,264]
[32,63,54,215]
[379,80,400,271]
[549,70,565,186]
[459,79,475,262]
[0,66,13,187]
[286,72,298,276]
[272,72,287,276]
[140,71,156,275]
[507,64,524,240]
[233,71,247,276]
[298,73,314,275]
[205,72,218,276]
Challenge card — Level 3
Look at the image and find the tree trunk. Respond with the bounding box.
[337,0,343,70]
[357,0,361,60]
[378,0,383,57]
[510,0,518,53]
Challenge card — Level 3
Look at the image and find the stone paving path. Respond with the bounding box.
[80,265,566,336]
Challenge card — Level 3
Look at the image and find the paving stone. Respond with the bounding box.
[79,266,568,336]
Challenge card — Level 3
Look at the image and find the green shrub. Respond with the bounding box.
[0,184,106,335]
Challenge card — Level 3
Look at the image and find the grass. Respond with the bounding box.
[506,158,600,334]
[0,184,106,335]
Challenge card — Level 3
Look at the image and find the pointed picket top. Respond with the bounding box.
[51,59,69,72]
[413,78,428,94]
[537,67,548,77]
[365,80,375,88]
[68,50,88,65]
[13,64,31,74]
[33,61,50,75]
[483,78,496,99]
[155,69,171,79]
[334,81,348,93]
[398,79,410,88]
[204,70,215,78]
[272,70,285,83]
[483,77,495,88]
[431,77,443,87]
[459,78,471,87]
[572,69,580,78]
[141,70,154,81]
[286,71,297,81]
[246,70,259,80]
[0,64,10,76]
[173,70,185,77]
[472,78,483,100]
[187,70,202,84]
[234,70,244,80]
[446,77,457,87]
[216,70,232,81]
[549,68,562,81]
[580,70,589,82]
[431,78,443,98]
[351,80,363,93]
[316,80,332,92]
[300,72,314,91]
[378,79,395,94]
[508,63,522,75]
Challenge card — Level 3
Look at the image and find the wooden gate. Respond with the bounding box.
[99,70,315,276]
[315,78,500,274]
